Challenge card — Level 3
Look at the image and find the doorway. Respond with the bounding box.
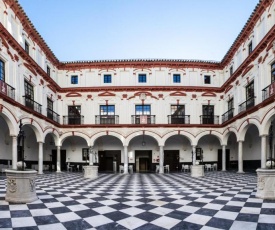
[98,150,121,172]
[135,150,152,172]
[217,149,230,170]
[52,149,66,171]
[164,150,179,171]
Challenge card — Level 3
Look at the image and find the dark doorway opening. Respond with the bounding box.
[135,150,152,172]
[52,149,66,171]
[98,150,121,172]
[217,149,230,170]
[164,150,179,171]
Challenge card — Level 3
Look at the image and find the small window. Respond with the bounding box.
[271,62,275,83]
[138,74,146,83]
[47,66,51,76]
[0,59,5,82]
[25,41,29,54]
[248,42,253,55]
[204,75,211,84]
[104,74,112,83]
[229,66,233,76]
[71,75,78,84]
[173,74,181,83]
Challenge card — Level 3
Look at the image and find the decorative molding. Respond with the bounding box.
[169,91,187,97]
[201,92,216,97]
[65,92,82,97]
[98,91,116,97]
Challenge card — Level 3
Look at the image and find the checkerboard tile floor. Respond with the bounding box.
[0,171,275,229]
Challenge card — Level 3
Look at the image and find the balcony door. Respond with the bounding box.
[68,106,81,124]
[47,98,53,120]
[24,80,34,109]
[246,81,254,109]
[100,105,115,124]
[171,105,185,124]
[135,105,151,124]
[202,105,214,124]
[228,98,234,120]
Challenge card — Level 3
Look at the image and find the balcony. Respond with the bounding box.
[131,115,156,124]
[0,80,15,100]
[47,108,60,123]
[238,97,255,113]
[95,115,119,124]
[221,108,234,123]
[167,115,190,124]
[200,115,219,124]
[23,96,42,114]
[63,116,84,125]
[262,82,275,101]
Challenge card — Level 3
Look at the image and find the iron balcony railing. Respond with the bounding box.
[95,115,119,124]
[238,97,255,113]
[221,108,234,123]
[200,115,219,124]
[167,115,190,124]
[0,80,15,100]
[63,115,84,125]
[47,108,60,123]
[23,95,42,114]
[131,115,156,124]
[262,82,275,101]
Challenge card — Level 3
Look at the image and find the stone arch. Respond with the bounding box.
[194,130,223,146]
[162,130,194,145]
[222,128,239,145]
[22,119,43,142]
[261,108,275,136]
[238,119,261,141]
[0,108,17,136]
[125,130,161,146]
[59,131,90,146]
[91,131,124,146]
[43,128,60,146]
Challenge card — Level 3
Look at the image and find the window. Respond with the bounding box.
[248,42,253,55]
[138,74,146,83]
[173,74,181,83]
[229,66,233,76]
[135,105,151,115]
[246,81,254,99]
[82,148,89,161]
[202,105,214,124]
[25,41,29,54]
[0,59,5,82]
[228,98,233,110]
[100,105,115,115]
[47,66,51,76]
[170,105,185,124]
[71,75,78,84]
[204,75,211,84]
[24,80,34,110]
[47,98,53,120]
[271,62,275,83]
[103,74,112,83]
[68,106,81,124]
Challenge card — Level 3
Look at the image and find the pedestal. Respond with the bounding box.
[5,169,38,203]
[191,165,204,177]
[83,166,99,179]
[256,168,275,199]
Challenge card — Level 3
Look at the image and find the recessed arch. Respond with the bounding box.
[59,131,90,146]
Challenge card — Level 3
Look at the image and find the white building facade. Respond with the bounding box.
[0,0,275,174]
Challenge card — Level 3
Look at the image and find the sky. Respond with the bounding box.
[18,0,260,62]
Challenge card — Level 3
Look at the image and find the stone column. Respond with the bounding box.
[159,146,164,173]
[237,141,244,173]
[12,136,17,169]
[261,135,267,169]
[192,145,196,165]
[38,142,43,174]
[222,145,226,171]
[56,146,61,172]
[124,146,128,174]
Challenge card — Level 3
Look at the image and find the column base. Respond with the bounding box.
[237,171,245,173]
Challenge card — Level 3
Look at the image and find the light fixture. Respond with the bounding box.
[142,131,146,146]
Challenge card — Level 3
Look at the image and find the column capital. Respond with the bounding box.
[123,145,128,147]
[260,134,268,137]
[237,140,244,143]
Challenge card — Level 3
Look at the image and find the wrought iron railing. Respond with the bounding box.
[47,108,60,123]
[131,115,156,124]
[200,115,219,124]
[167,115,190,124]
[95,115,119,124]
[262,82,275,101]
[0,80,15,100]
[23,96,42,114]
[63,115,84,125]
[238,97,255,113]
[221,108,234,123]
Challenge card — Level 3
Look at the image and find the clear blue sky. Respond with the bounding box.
[18,0,259,62]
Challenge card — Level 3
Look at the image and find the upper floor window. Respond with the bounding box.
[47,98,53,111]
[47,66,51,76]
[24,80,34,99]
[246,81,254,99]
[173,74,181,83]
[71,75,78,84]
[228,98,234,110]
[229,66,233,76]
[135,105,151,115]
[204,75,211,84]
[271,62,275,83]
[171,105,185,115]
[248,42,253,55]
[138,74,147,83]
[25,41,29,54]
[103,74,112,83]
[68,105,81,124]
[100,105,115,115]
[0,59,5,82]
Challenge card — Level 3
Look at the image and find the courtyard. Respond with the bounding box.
[0,171,275,230]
